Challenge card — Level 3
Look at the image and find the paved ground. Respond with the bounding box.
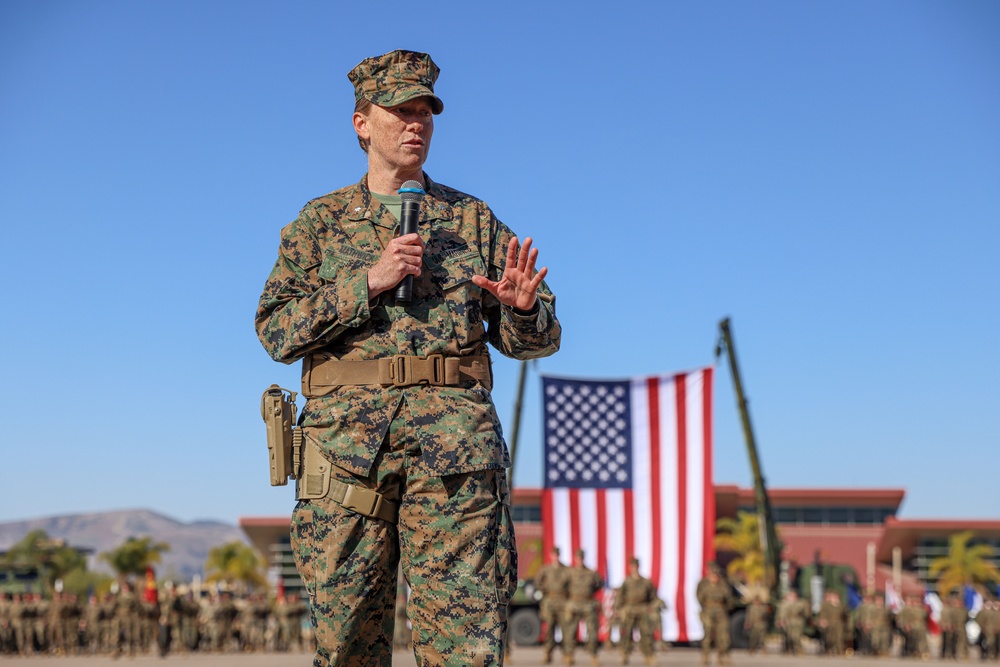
[0,646,986,667]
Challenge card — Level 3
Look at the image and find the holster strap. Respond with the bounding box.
[328,479,399,524]
[303,353,491,397]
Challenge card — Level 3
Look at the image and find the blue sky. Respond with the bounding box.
[1,1,997,526]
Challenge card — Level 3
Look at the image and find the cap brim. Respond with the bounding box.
[369,85,444,114]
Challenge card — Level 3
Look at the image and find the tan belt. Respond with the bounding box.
[328,479,398,524]
[303,353,491,397]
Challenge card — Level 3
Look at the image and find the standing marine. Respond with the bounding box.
[614,557,658,665]
[743,593,769,655]
[696,563,733,665]
[775,589,808,655]
[535,546,570,664]
[562,548,604,665]
[940,591,969,659]
[255,48,560,667]
[816,590,847,655]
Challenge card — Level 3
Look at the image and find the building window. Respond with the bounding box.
[827,508,850,524]
[854,508,875,524]
[512,505,541,523]
[775,507,799,524]
[802,507,824,524]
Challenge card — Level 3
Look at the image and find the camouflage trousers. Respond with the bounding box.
[562,600,600,657]
[619,609,653,657]
[700,607,730,656]
[539,599,566,656]
[291,402,517,667]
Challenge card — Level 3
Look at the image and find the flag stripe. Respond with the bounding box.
[596,489,608,580]
[702,369,715,568]
[647,377,663,589]
[675,373,689,641]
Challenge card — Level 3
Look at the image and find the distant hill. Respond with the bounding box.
[0,509,247,582]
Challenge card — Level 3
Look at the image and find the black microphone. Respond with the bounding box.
[394,180,425,302]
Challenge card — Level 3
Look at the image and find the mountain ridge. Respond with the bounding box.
[0,509,248,582]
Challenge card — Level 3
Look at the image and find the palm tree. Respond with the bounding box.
[204,541,266,594]
[100,536,170,583]
[929,531,1000,597]
[714,511,767,586]
[3,529,88,592]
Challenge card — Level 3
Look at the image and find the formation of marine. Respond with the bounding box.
[0,585,309,657]
[529,555,1000,664]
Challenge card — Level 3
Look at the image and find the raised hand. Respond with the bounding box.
[471,236,548,312]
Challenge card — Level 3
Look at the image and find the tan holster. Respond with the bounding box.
[296,434,399,524]
[302,353,492,398]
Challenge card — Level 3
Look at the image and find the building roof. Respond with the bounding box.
[239,516,291,558]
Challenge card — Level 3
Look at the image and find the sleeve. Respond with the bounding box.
[481,207,561,360]
[255,209,373,363]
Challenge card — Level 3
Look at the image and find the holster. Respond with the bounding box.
[296,434,399,524]
[260,385,300,486]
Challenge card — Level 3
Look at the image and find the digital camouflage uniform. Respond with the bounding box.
[976,601,999,660]
[696,570,732,665]
[0,594,11,653]
[744,596,769,655]
[255,50,561,667]
[775,591,808,655]
[897,597,928,658]
[534,551,570,663]
[817,593,846,655]
[868,598,891,657]
[614,563,657,664]
[561,551,603,662]
[940,595,968,659]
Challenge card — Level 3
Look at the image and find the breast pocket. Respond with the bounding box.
[428,250,487,346]
[318,246,377,282]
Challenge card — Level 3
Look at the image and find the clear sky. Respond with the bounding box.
[2,1,998,526]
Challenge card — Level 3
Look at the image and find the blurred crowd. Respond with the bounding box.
[772,589,1000,661]
[0,583,312,657]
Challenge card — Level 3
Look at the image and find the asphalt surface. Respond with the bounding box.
[0,646,986,667]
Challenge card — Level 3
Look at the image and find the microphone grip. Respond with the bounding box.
[394,199,420,302]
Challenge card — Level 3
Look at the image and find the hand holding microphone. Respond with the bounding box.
[365,180,425,301]
[394,180,425,302]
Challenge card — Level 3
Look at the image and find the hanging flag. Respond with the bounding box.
[144,566,158,604]
[964,584,983,616]
[541,368,714,642]
[924,590,942,635]
[885,580,903,613]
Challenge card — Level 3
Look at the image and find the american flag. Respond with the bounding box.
[541,369,715,642]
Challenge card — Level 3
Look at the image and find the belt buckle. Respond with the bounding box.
[342,484,379,517]
[391,354,445,387]
[426,354,444,386]
[391,355,412,387]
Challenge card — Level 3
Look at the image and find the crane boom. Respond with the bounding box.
[716,317,783,606]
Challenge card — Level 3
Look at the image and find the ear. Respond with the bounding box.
[352,112,370,143]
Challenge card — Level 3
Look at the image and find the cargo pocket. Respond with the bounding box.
[290,503,316,603]
[494,473,518,606]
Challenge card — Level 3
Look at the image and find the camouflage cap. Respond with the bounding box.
[347,49,444,114]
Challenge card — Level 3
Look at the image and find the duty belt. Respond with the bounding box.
[302,353,491,397]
